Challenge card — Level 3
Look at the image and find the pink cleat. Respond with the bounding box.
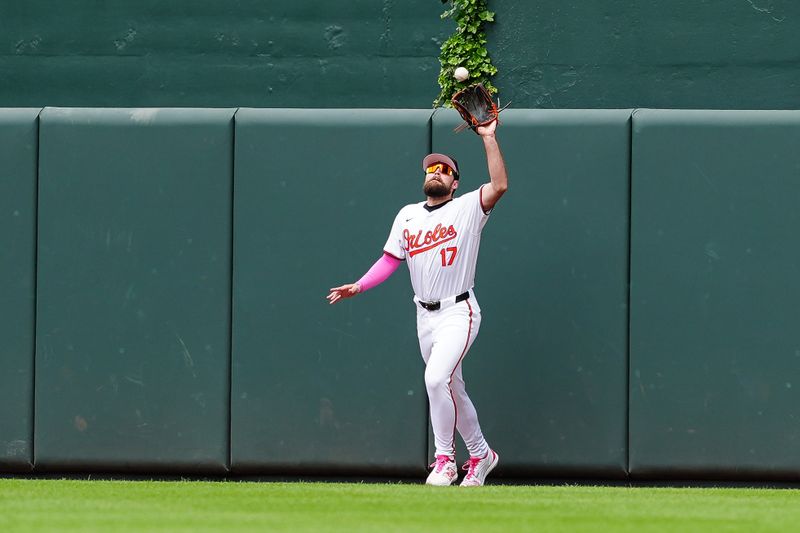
[460,449,499,487]
[426,454,458,486]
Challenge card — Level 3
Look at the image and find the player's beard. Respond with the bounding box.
[423,178,451,198]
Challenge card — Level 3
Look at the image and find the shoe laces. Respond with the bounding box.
[430,454,453,473]
[462,456,482,479]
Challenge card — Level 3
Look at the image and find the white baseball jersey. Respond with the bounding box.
[383,185,491,302]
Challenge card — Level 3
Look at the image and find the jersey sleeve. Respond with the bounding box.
[461,186,492,233]
[382,210,407,260]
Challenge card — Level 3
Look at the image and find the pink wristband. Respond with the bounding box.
[356,252,402,292]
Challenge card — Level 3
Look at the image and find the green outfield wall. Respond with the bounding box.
[231,109,430,474]
[431,109,630,478]
[35,108,234,473]
[629,109,800,479]
[2,1,800,109]
[2,107,800,480]
[0,109,39,472]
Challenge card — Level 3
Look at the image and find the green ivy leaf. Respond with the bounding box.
[436,0,498,107]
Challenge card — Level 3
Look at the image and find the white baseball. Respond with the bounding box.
[454,67,470,82]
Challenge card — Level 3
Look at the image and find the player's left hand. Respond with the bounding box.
[476,119,497,137]
[326,283,361,305]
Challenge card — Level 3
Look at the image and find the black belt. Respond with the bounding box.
[418,291,470,311]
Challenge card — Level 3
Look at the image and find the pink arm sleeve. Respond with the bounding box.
[356,252,402,292]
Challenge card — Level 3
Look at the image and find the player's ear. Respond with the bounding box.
[452,179,459,191]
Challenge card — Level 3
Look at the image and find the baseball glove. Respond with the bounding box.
[451,83,505,134]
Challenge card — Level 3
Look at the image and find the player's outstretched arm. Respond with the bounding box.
[326,252,402,305]
[476,119,508,212]
[327,283,361,305]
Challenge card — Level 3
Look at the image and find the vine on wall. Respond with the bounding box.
[434,0,497,107]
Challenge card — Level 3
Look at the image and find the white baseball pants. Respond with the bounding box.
[415,290,490,459]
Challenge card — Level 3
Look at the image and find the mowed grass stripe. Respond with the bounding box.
[0,479,799,532]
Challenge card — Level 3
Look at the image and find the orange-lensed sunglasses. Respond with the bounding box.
[425,163,457,176]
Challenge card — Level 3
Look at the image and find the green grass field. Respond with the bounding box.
[1,479,798,532]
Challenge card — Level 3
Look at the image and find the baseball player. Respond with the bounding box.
[327,119,508,486]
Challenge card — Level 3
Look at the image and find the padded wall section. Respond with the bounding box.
[0,109,40,472]
[432,109,631,476]
[36,108,234,473]
[630,110,800,479]
[232,109,430,474]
